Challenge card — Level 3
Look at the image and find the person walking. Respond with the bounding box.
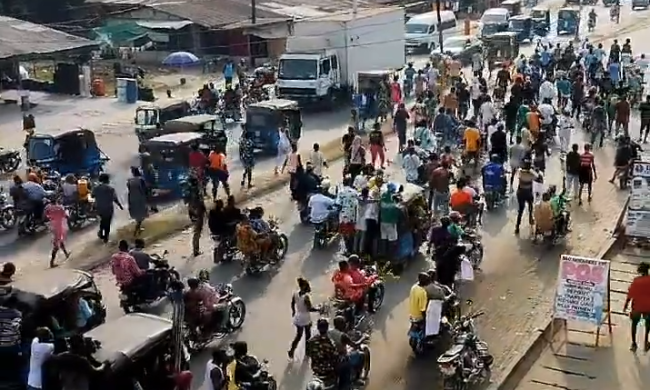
[44,196,71,267]
[239,127,255,188]
[91,173,123,243]
[127,167,149,237]
[208,147,230,199]
[288,278,320,359]
[578,143,597,205]
[624,262,650,352]
[275,128,292,175]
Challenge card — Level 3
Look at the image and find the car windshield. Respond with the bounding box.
[530,9,546,19]
[482,24,501,34]
[558,10,577,19]
[406,23,430,34]
[136,109,157,126]
[482,14,505,24]
[247,112,273,128]
[278,59,317,80]
[509,19,528,30]
[444,38,469,49]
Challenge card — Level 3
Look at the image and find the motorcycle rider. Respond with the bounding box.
[489,123,508,164]
[348,255,377,314]
[549,185,570,236]
[308,181,337,232]
[130,238,154,271]
[111,239,153,298]
[482,154,507,198]
[13,174,48,223]
[588,8,596,30]
[331,315,367,387]
[306,319,342,386]
[533,191,554,237]
[236,214,271,265]
[610,135,635,184]
[230,341,263,388]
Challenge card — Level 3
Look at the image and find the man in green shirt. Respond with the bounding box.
[549,185,570,235]
[516,103,530,134]
[379,186,400,246]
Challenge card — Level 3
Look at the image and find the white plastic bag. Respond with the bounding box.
[459,257,475,281]
[425,300,443,336]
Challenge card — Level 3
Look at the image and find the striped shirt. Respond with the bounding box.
[0,306,21,347]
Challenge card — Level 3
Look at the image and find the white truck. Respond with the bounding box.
[276,7,405,105]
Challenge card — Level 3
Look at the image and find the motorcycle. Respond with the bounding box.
[0,189,16,230]
[184,282,247,353]
[588,18,596,32]
[408,285,460,356]
[329,265,385,331]
[437,304,493,390]
[16,192,56,237]
[119,251,181,313]
[313,205,340,249]
[0,150,21,174]
[66,202,97,230]
[482,188,504,211]
[610,6,619,22]
[306,334,371,390]
[237,356,278,390]
[461,230,484,269]
[244,218,289,275]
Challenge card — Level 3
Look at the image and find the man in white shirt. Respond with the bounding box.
[427,66,439,91]
[538,98,556,126]
[308,143,327,177]
[538,78,556,103]
[308,189,336,224]
[557,107,573,153]
[479,96,497,132]
[28,328,55,390]
[470,76,482,117]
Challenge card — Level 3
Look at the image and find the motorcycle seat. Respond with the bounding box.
[439,344,464,361]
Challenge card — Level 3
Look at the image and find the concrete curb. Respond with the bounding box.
[490,205,627,390]
[65,121,396,272]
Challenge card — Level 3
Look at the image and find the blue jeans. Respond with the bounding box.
[432,190,450,215]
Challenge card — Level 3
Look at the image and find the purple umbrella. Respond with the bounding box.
[162,51,200,66]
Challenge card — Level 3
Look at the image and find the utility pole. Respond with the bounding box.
[435,0,443,51]
[248,0,257,68]
[251,0,256,24]
[574,3,581,42]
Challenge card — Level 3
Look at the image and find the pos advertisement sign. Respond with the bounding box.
[554,254,610,326]
[627,161,650,239]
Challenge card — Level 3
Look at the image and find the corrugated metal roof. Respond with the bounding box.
[0,15,98,60]
[136,20,194,29]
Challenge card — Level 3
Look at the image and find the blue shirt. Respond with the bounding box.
[609,62,620,83]
[433,113,450,133]
[541,51,551,66]
[22,181,47,201]
[250,218,270,233]
[483,162,504,189]
[223,63,234,78]
[404,67,416,81]
[556,79,571,96]
[76,298,93,328]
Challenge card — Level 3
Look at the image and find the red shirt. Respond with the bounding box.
[349,268,366,284]
[628,275,650,313]
[332,270,364,301]
[111,251,143,286]
[189,151,207,171]
[579,152,594,168]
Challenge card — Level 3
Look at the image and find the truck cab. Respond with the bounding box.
[276,50,341,103]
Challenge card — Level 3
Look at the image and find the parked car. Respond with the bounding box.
[434,35,483,66]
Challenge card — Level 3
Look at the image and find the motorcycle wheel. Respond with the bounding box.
[619,175,627,190]
[228,299,247,329]
[0,207,16,229]
[372,284,385,311]
[275,233,289,260]
[67,212,83,230]
[485,196,495,211]
[5,156,20,172]
[360,345,371,379]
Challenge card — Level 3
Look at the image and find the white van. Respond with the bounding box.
[480,8,510,26]
[405,11,458,53]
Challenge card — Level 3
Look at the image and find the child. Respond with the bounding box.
[308,143,327,177]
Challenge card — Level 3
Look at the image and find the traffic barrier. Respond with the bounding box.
[66,121,396,271]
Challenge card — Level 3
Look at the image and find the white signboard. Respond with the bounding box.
[554,254,609,326]
[627,161,650,238]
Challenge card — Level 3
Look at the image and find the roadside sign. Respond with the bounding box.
[626,161,650,238]
[553,254,610,326]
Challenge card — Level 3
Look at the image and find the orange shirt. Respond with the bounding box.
[332,270,364,301]
[527,111,540,133]
[463,127,481,152]
[208,151,227,171]
[628,275,650,313]
[450,189,471,208]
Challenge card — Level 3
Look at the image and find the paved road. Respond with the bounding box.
[85,108,627,390]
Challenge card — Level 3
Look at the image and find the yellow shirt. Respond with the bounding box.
[226,360,238,390]
[409,284,428,320]
[77,179,89,201]
[463,127,481,152]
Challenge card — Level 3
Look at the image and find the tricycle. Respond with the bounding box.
[245,99,302,154]
[134,99,190,142]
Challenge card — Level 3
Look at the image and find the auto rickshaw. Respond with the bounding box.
[0,268,106,339]
[557,7,580,35]
[480,22,509,39]
[501,0,523,16]
[134,99,190,142]
[27,128,109,178]
[81,313,189,390]
[141,132,210,198]
[530,6,551,35]
[161,114,227,151]
[245,99,302,154]
[509,15,534,43]
[483,32,520,68]
[632,0,650,9]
